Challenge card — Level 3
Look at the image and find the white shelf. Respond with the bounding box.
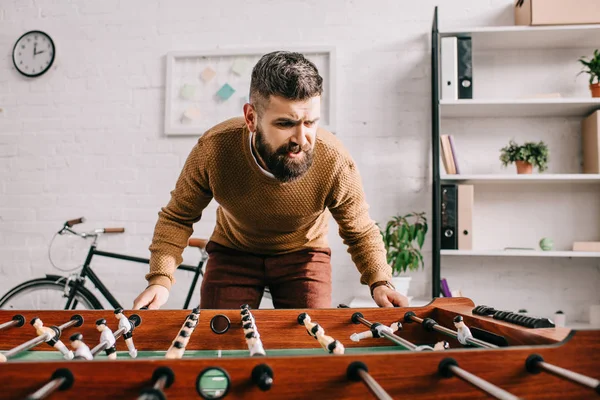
[440,24,600,50]
[441,250,600,258]
[440,174,600,184]
[440,98,600,118]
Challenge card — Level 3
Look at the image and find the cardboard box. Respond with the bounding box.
[573,242,600,252]
[582,110,600,174]
[514,0,600,26]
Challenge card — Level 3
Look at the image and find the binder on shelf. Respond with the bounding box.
[457,184,474,250]
[582,110,599,174]
[457,37,473,99]
[441,37,457,100]
[441,184,458,250]
[440,134,459,174]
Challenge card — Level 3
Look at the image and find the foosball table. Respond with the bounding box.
[0,298,598,399]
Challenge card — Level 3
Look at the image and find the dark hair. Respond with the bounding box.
[114,308,123,315]
[250,51,323,112]
[70,333,83,342]
[30,317,40,326]
[96,318,107,326]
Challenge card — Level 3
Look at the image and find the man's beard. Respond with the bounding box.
[254,125,314,183]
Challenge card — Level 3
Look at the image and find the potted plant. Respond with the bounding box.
[379,211,427,296]
[499,140,549,174]
[578,49,600,98]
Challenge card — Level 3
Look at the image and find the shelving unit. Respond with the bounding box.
[440,174,600,184]
[429,7,600,298]
[441,250,600,258]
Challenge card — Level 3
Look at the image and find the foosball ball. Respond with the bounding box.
[0,298,598,399]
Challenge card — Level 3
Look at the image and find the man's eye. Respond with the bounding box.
[277,122,295,127]
[304,121,315,127]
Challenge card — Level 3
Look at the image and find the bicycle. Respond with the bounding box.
[0,217,208,310]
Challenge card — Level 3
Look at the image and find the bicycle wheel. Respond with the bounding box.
[0,277,103,310]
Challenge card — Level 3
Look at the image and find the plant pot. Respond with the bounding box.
[391,276,412,297]
[515,160,533,174]
[591,83,600,98]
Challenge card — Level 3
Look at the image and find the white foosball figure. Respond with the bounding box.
[114,308,137,358]
[434,341,450,351]
[30,317,74,360]
[246,332,266,356]
[0,352,5,362]
[453,316,473,345]
[350,321,401,342]
[96,318,117,360]
[69,333,93,360]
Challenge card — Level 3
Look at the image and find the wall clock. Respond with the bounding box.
[12,30,55,78]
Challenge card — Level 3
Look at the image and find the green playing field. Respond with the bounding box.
[7,346,406,362]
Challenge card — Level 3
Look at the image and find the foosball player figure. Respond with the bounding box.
[245,331,266,357]
[350,321,402,342]
[453,315,473,345]
[70,333,93,360]
[96,318,117,360]
[30,317,74,360]
[114,308,138,358]
[434,341,450,351]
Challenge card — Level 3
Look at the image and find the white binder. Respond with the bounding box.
[441,37,457,100]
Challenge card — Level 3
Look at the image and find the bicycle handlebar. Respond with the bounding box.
[65,217,85,227]
[103,228,125,234]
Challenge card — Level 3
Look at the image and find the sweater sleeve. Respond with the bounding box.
[146,139,213,290]
[327,159,392,287]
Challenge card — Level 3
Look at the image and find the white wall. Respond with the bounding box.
[1,0,598,321]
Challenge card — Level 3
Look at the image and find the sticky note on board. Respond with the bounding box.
[179,84,195,100]
[216,83,235,101]
[200,67,216,82]
[181,106,201,123]
[231,58,250,76]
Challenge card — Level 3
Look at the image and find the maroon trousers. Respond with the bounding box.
[199,241,332,309]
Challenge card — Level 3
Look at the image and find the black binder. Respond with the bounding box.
[441,184,458,250]
[457,37,472,99]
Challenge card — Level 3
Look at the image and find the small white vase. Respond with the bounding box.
[391,276,412,297]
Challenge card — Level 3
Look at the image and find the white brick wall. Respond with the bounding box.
[1,0,599,322]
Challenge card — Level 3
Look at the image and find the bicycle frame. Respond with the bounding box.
[64,243,204,310]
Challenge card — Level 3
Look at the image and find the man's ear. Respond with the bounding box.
[243,103,257,133]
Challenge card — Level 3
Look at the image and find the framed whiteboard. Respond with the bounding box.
[164,46,336,136]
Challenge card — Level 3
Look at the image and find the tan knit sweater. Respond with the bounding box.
[146,117,391,290]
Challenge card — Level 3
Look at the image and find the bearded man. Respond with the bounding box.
[133,51,408,310]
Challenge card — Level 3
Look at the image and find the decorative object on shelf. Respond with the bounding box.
[539,237,553,251]
[12,30,55,78]
[572,241,600,252]
[379,212,428,296]
[164,47,336,136]
[179,83,196,100]
[553,310,566,328]
[499,140,549,174]
[514,0,600,26]
[578,49,600,98]
[440,135,460,174]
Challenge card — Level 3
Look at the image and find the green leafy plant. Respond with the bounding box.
[578,49,600,85]
[379,212,427,276]
[499,140,549,172]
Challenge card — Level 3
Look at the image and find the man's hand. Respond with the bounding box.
[372,285,409,308]
[133,285,169,310]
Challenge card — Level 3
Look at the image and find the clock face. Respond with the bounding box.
[12,30,55,78]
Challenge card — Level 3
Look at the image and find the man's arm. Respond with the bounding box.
[145,139,213,290]
[327,159,391,286]
[327,159,408,307]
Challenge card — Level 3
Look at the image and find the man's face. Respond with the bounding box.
[248,95,320,182]
[96,325,103,332]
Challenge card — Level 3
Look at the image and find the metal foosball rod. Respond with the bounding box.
[137,367,175,400]
[0,314,25,331]
[439,358,522,400]
[25,368,74,400]
[0,315,83,362]
[347,361,393,400]
[526,354,600,395]
[351,312,417,351]
[404,311,497,349]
